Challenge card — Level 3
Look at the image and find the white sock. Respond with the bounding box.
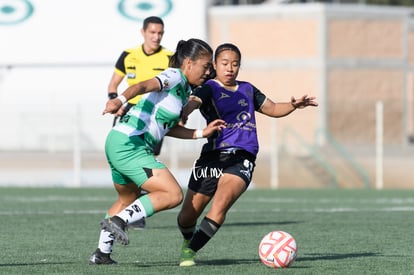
[117,198,147,224]
[98,229,115,254]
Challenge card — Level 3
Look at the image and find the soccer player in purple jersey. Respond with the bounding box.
[177,43,318,267]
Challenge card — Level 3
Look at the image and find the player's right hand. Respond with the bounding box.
[102,99,122,115]
[203,119,227,137]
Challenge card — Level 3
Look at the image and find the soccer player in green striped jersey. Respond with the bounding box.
[89,38,225,265]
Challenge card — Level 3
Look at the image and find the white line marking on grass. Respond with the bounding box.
[250,198,414,205]
[1,196,113,202]
[241,207,414,213]
[0,210,106,215]
[3,196,414,205]
[2,207,414,216]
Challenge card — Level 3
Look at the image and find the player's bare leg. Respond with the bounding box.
[101,168,183,245]
[178,174,246,267]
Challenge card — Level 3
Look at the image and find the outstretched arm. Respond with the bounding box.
[180,96,202,125]
[167,119,226,139]
[103,77,161,116]
[259,95,318,118]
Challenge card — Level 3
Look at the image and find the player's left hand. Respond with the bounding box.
[291,95,318,109]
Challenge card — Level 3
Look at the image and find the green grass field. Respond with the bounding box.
[1,187,414,274]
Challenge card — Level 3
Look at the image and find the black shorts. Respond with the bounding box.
[188,150,256,196]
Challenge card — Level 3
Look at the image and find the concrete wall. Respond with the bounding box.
[208,3,414,147]
[208,3,414,188]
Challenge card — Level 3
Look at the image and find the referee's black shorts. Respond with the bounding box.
[188,149,256,196]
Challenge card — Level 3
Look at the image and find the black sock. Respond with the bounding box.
[189,217,220,252]
[177,217,196,240]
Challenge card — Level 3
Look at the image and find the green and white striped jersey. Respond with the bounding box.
[113,68,191,147]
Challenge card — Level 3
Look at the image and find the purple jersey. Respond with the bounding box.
[193,79,266,156]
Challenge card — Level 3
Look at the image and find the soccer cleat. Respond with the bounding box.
[89,248,117,265]
[100,216,129,245]
[181,239,191,250]
[127,217,146,230]
[179,247,196,267]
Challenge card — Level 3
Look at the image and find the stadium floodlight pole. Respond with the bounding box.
[375,101,384,190]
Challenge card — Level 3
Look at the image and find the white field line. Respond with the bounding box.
[3,196,414,204]
[0,210,106,215]
[251,198,414,204]
[0,196,112,202]
[1,197,414,215]
[1,207,414,216]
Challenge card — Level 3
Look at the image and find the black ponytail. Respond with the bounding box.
[169,38,213,68]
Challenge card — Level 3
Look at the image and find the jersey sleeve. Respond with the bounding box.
[155,68,184,91]
[252,85,267,111]
[114,51,128,76]
[191,84,213,106]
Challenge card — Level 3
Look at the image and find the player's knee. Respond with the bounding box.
[178,210,197,226]
[170,188,183,207]
[164,185,183,208]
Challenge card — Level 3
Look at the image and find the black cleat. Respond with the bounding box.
[89,249,117,265]
[100,216,129,245]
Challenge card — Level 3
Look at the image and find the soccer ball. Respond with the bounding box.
[258,230,297,268]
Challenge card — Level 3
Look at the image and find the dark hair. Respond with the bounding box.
[169,38,213,68]
[143,16,164,30]
[214,43,242,63]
